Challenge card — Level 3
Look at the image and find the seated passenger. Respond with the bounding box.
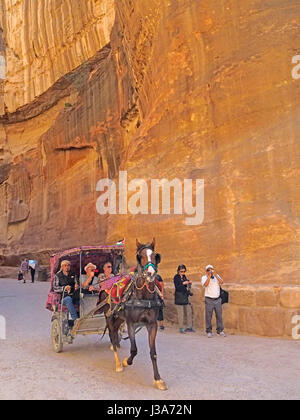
[53,260,79,322]
[81,263,99,294]
[98,261,114,283]
[96,261,115,308]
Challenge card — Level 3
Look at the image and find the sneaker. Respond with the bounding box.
[217,331,227,337]
[207,332,213,338]
[179,328,186,334]
[185,328,196,332]
[160,326,165,330]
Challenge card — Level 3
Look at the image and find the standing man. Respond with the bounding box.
[201,265,226,338]
[20,258,29,283]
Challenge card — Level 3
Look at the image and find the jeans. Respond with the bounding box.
[205,297,224,333]
[176,304,192,329]
[63,296,79,320]
[30,268,35,283]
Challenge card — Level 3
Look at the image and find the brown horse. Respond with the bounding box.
[98,238,167,390]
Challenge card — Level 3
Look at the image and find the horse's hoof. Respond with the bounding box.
[122,358,129,367]
[154,379,168,391]
[110,345,114,351]
[116,365,123,373]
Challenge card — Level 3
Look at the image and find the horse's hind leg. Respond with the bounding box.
[108,319,123,373]
[123,323,137,367]
[147,322,168,390]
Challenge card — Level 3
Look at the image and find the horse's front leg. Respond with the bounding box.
[123,322,137,367]
[147,322,168,390]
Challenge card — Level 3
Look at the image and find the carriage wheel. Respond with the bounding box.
[51,319,63,353]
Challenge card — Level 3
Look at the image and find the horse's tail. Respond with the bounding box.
[100,324,108,340]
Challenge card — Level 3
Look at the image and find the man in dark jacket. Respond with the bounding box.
[174,265,195,333]
[53,260,79,321]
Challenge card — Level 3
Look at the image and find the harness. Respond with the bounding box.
[106,276,162,318]
[123,299,163,309]
[106,253,163,318]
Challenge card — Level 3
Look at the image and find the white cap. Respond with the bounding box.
[84,263,97,272]
[206,265,214,270]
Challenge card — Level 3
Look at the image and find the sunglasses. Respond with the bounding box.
[180,270,186,273]
[106,266,112,269]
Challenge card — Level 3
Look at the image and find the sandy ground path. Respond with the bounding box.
[0,278,300,400]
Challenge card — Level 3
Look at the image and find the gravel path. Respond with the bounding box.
[0,278,299,400]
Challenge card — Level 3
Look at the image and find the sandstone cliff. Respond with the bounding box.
[0,0,299,295]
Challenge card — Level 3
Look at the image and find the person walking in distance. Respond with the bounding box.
[20,258,29,283]
[201,265,226,338]
[29,260,37,283]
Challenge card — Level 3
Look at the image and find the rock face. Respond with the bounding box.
[0,1,299,336]
[1,0,115,113]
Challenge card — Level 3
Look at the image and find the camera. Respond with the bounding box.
[183,275,193,296]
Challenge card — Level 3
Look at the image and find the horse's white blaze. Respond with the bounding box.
[146,249,155,275]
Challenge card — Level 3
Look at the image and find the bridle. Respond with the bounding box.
[135,245,158,293]
[115,244,164,311]
[136,245,158,276]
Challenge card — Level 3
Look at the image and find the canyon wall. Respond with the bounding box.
[0,0,300,335]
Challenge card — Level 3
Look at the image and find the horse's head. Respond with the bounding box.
[136,238,161,280]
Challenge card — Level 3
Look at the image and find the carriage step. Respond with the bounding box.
[76,317,107,331]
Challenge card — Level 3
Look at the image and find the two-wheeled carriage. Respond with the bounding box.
[46,245,125,353]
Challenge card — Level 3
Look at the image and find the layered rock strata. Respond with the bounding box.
[0,0,299,337]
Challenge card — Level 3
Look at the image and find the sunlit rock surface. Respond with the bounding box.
[0,1,299,334]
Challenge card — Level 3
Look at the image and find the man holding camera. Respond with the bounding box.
[201,265,226,338]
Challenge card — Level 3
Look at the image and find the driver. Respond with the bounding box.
[53,260,79,322]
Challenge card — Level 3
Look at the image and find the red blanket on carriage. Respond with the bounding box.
[101,271,164,304]
[102,274,132,304]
